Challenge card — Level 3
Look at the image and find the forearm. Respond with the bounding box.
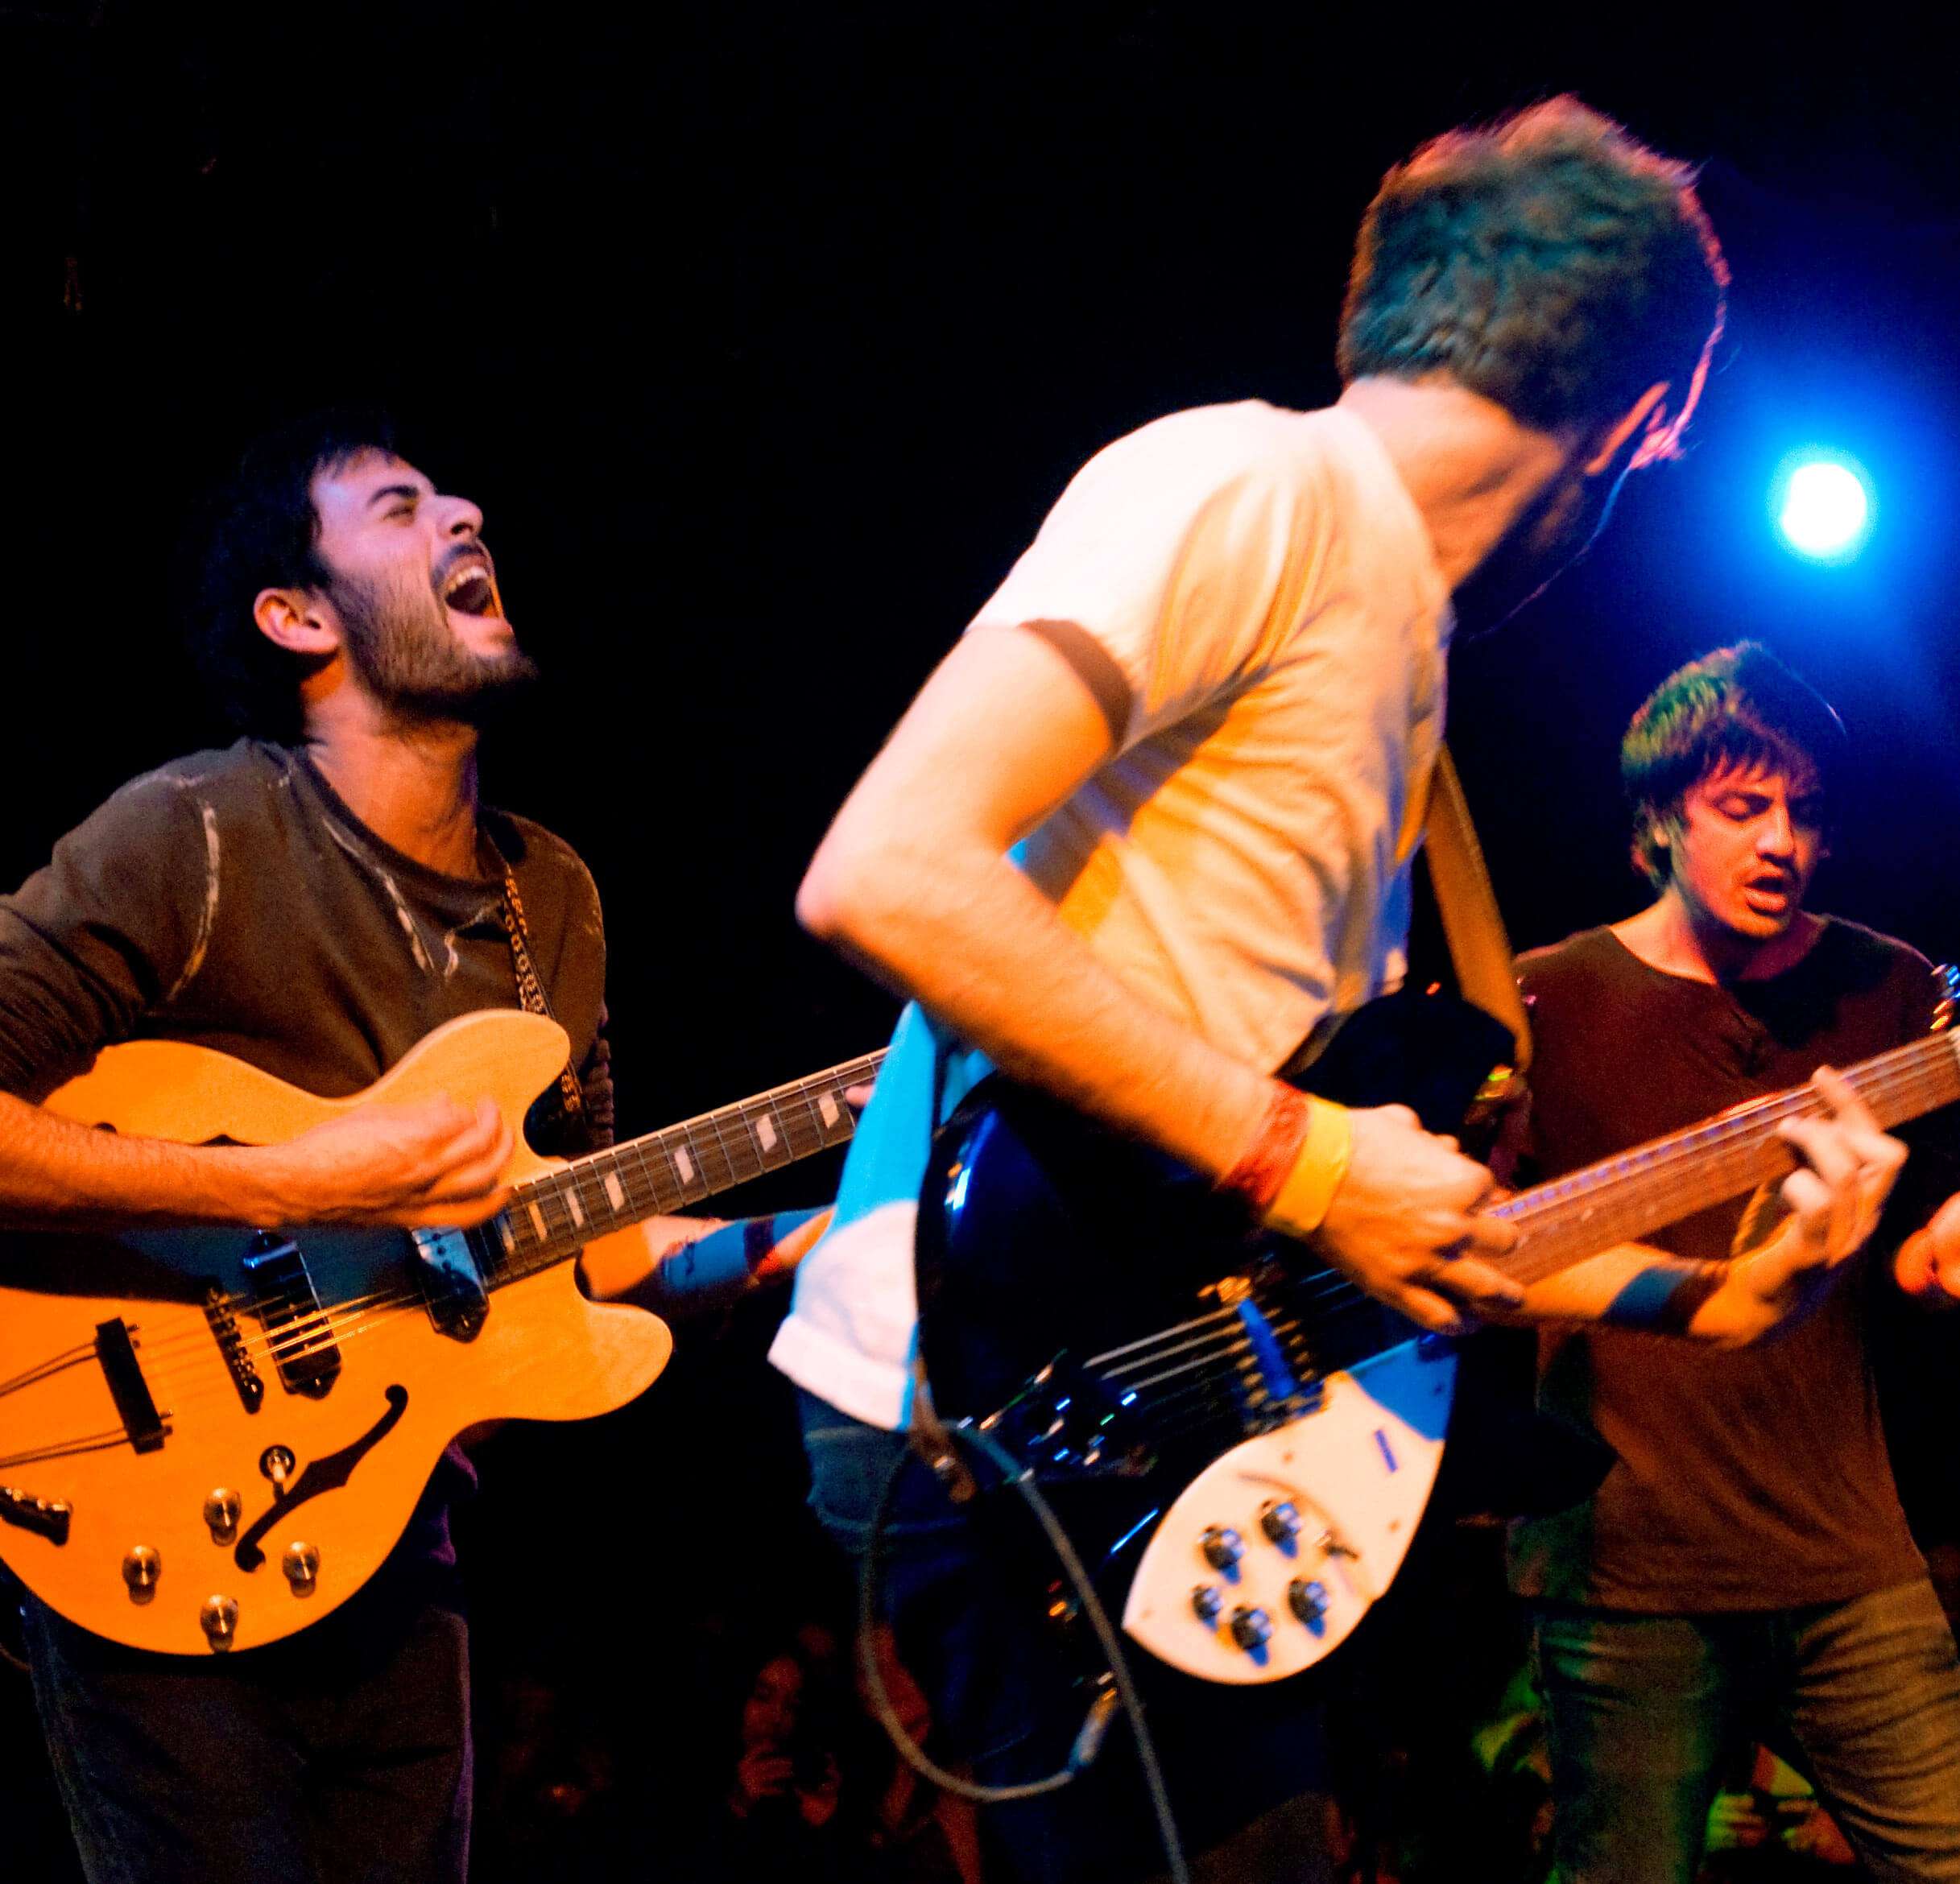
[0,1093,291,1230]
[1511,1242,1783,1345]
[578,1208,831,1313]
[801,827,1272,1181]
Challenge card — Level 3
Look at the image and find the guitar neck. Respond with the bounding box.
[482,1049,887,1282]
[1491,1030,1960,1285]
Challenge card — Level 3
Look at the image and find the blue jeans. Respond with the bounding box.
[799,1389,1333,1884]
[1535,1579,1960,1884]
[16,1569,470,1884]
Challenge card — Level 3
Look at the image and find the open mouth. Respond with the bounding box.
[439,559,499,618]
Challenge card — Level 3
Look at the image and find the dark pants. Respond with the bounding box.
[799,1389,1333,1884]
[18,1569,471,1884]
[1536,1580,1960,1884]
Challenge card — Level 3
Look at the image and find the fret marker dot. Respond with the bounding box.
[675,1148,696,1186]
[757,1115,779,1154]
[529,1203,548,1239]
[498,1218,516,1254]
[604,1174,626,1213]
[567,1194,584,1228]
[818,1094,841,1127]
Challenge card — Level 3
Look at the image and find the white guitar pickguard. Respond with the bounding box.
[1121,1339,1455,1684]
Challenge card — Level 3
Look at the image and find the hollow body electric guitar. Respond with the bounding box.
[916,987,1960,1687]
[0,1010,882,1655]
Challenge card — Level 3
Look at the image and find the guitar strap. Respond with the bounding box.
[495,866,587,1126]
[1421,745,1532,1073]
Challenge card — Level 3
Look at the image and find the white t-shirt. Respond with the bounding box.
[769,399,1452,1431]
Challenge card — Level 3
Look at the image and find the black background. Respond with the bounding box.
[5,4,1960,1874]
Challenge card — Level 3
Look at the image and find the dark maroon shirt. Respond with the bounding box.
[1507,919,1937,1611]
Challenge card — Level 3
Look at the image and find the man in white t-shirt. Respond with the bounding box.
[775,100,1904,1884]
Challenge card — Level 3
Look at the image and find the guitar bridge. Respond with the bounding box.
[0,1485,71,1545]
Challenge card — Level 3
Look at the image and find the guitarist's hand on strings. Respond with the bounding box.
[1222,1085,1520,1334]
[256,1096,515,1228]
[1689,1067,1905,1342]
[1307,1103,1521,1334]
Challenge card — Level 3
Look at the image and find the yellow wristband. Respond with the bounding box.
[1265,1097,1353,1239]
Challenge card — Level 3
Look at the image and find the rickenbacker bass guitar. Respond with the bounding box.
[0,1010,882,1655]
[916,986,1960,1687]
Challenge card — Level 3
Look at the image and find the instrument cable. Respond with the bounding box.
[855,1419,1190,1884]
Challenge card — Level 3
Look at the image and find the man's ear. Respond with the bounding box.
[1584,382,1672,478]
[252,587,339,656]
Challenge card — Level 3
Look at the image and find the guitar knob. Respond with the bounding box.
[200,1595,239,1651]
[1288,1578,1330,1630]
[281,1543,320,1596]
[203,1489,242,1543]
[1200,1526,1243,1572]
[1259,1499,1301,1547]
[1191,1584,1224,1625]
[121,1545,161,1598]
[1228,1605,1272,1653]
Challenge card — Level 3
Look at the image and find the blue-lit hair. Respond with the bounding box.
[1340,97,1727,455]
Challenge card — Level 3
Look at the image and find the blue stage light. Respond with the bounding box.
[1773,452,1873,562]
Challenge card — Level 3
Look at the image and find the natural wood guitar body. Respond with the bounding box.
[0,1010,673,1655]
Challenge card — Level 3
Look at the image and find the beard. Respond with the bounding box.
[330,564,540,727]
[1450,459,1625,643]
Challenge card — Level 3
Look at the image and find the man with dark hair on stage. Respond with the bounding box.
[1507,641,1960,1883]
[0,414,671,1884]
[773,100,1905,1882]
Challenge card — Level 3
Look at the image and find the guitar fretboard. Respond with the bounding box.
[1492,1030,1960,1283]
[476,1050,887,1284]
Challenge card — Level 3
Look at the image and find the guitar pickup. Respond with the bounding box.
[0,1485,72,1546]
[410,1228,490,1342]
[242,1235,341,1395]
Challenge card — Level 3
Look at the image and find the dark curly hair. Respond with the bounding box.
[188,409,399,743]
[1621,642,1846,888]
[1339,97,1727,454]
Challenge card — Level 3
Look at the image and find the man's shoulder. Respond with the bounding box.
[1516,925,1627,995]
[485,809,602,913]
[486,808,592,874]
[64,740,288,847]
[1813,914,1933,978]
[1805,915,1938,1011]
[1087,399,1348,483]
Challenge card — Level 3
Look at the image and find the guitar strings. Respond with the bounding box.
[37,1041,1955,1451]
[88,1057,885,1390]
[1048,1046,1958,1386]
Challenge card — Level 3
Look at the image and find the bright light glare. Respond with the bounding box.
[1775,454,1872,561]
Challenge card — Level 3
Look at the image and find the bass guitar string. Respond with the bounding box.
[1054,1048,1958,1386]
[37,1045,1956,1453]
